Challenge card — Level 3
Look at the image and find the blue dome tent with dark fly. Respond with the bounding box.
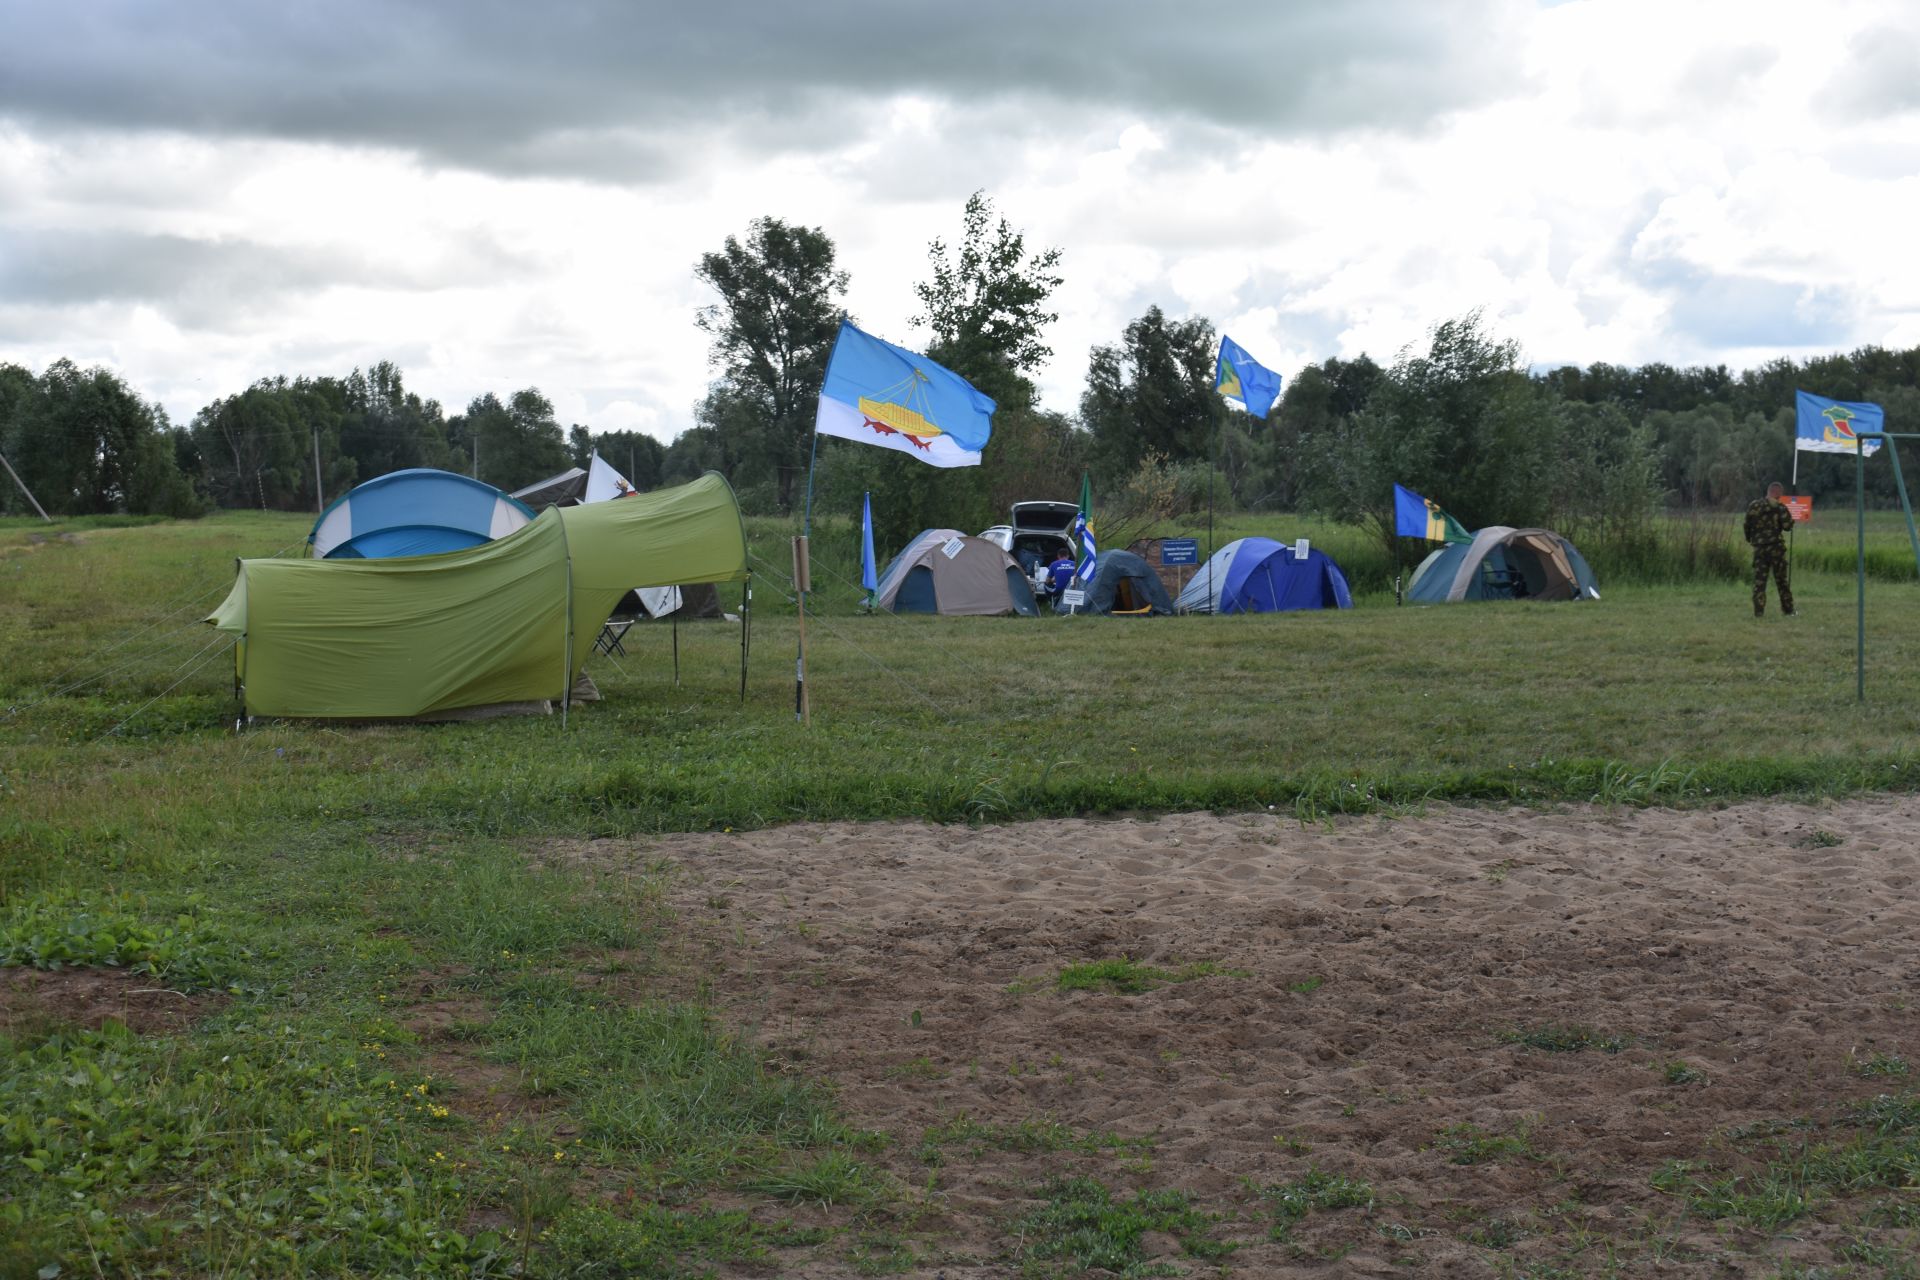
[1057,549,1174,615]
[1175,537,1353,614]
[310,469,537,559]
[1407,526,1600,603]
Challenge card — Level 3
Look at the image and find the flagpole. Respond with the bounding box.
[794,425,821,725]
[1206,418,1217,612]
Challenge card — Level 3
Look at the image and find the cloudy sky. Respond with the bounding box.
[2,0,1917,440]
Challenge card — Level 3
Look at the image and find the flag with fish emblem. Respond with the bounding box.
[1216,335,1283,420]
[815,318,996,467]
[1795,390,1883,457]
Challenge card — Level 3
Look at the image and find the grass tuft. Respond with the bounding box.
[1498,1024,1628,1054]
[1255,1166,1374,1241]
[1052,957,1249,995]
[1011,1176,1235,1277]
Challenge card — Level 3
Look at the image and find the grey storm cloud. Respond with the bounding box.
[0,227,533,326]
[1818,23,1920,121]
[0,0,1526,178]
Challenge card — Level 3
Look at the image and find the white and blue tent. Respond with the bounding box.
[310,469,536,560]
[1175,537,1352,614]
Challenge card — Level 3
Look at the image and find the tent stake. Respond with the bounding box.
[672,613,680,685]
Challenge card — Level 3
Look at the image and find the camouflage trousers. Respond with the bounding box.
[1752,549,1793,616]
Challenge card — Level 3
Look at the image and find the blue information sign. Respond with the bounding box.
[1161,538,1199,565]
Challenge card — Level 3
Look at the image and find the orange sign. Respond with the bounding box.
[1780,496,1812,523]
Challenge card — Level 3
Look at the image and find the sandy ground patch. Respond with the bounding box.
[555,796,1920,1276]
[0,966,223,1037]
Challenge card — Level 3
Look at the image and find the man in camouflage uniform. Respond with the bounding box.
[1744,481,1796,617]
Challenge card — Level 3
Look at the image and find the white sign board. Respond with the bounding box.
[1061,588,1086,607]
[941,537,966,559]
[1293,538,1310,559]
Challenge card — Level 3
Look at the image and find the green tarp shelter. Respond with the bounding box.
[207,473,748,719]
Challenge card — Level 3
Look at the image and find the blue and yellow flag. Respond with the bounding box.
[1216,335,1283,420]
[815,319,996,468]
[1394,484,1470,543]
[1795,390,1883,456]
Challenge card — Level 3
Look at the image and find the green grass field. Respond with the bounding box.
[5,508,1920,1275]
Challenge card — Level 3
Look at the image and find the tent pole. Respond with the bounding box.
[1857,434,1866,702]
[795,426,822,725]
[740,574,751,703]
[1206,421,1216,613]
[558,511,575,728]
[672,613,680,686]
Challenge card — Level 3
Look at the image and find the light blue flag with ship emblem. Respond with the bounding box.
[815,319,996,467]
[1795,389,1883,457]
[1216,335,1283,421]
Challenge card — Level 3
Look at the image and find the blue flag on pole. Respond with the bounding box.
[1074,473,1097,581]
[1393,484,1471,543]
[1795,389,1883,456]
[1215,335,1283,421]
[859,491,878,598]
[815,318,996,467]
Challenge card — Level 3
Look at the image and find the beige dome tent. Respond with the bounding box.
[874,529,1040,616]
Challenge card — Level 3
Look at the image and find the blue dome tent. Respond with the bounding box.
[1056,549,1174,615]
[1175,537,1352,614]
[310,469,537,559]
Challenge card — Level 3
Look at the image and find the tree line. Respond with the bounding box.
[7,192,1920,553]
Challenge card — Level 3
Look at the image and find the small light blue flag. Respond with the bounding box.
[1216,335,1283,421]
[859,491,878,598]
[816,318,996,467]
[1795,389,1883,456]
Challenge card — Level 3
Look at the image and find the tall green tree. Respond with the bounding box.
[337,361,452,483]
[1080,306,1222,482]
[1298,312,1559,557]
[693,216,848,512]
[2,359,202,516]
[447,389,570,493]
[832,192,1069,552]
[911,190,1064,412]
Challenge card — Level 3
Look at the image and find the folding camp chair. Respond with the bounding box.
[594,618,634,657]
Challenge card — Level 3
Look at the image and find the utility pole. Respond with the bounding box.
[0,450,52,522]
